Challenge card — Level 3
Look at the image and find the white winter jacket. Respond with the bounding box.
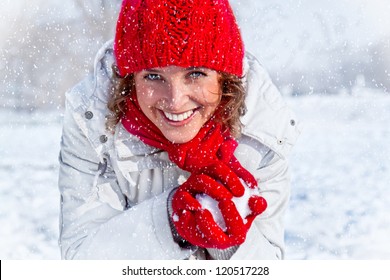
[58,40,301,260]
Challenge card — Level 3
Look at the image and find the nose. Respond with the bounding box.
[166,79,189,111]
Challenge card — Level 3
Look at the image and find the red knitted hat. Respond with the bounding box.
[114,0,244,77]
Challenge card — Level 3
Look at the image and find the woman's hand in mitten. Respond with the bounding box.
[172,193,247,249]
[171,177,266,249]
[170,173,244,249]
[183,189,267,249]
[243,195,268,227]
[173,205,244,249]
[198,194,267,249]
[219,185,268,234]
[198,161,245,197]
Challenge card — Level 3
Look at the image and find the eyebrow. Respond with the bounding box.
[144,68,163,73]
[144,67,207,73]
[185,67,207,71]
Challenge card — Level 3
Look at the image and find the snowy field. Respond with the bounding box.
[1,91,390,260]
[285,91,390,259]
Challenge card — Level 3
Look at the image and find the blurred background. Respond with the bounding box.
[1,0,390,110]
[1,0,390,259]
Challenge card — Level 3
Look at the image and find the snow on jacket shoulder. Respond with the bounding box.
[58,40,301,260]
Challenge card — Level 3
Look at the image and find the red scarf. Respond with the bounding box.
[121,96,258,193]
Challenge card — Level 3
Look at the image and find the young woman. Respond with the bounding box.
[58,0,300,260]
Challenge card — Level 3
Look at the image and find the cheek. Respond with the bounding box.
[201,84,221,106]
[136,86,157,108]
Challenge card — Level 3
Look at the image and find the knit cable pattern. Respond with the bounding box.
[114,0,244,77]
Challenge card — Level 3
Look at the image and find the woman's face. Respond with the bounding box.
[134,66,221,143]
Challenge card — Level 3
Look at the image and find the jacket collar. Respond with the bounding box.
[241,53,301,159]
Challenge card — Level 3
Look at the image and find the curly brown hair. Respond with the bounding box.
[106,65,247,138]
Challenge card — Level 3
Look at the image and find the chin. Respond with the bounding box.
[164,132,197,144]
[166,136,195,144]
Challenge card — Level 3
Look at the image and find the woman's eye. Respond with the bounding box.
[188,71,206,79]
[144,73,162,81]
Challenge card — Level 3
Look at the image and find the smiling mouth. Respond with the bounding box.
[163,109,195,122]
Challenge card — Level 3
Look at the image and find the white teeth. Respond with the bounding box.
[164,110,194,122]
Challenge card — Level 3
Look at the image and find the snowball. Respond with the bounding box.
[196,193,227,231]
[196,180,261,231]
[232,182,261,219]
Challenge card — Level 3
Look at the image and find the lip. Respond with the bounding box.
[159,108,198,126]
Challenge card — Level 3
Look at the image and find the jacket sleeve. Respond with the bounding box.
[204,137,290,260]
[234,144,290,259]
[58,83,194,260]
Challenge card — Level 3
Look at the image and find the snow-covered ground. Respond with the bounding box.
[0,111,62,259]
[1,91,390,260]
[285,90,390,259]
